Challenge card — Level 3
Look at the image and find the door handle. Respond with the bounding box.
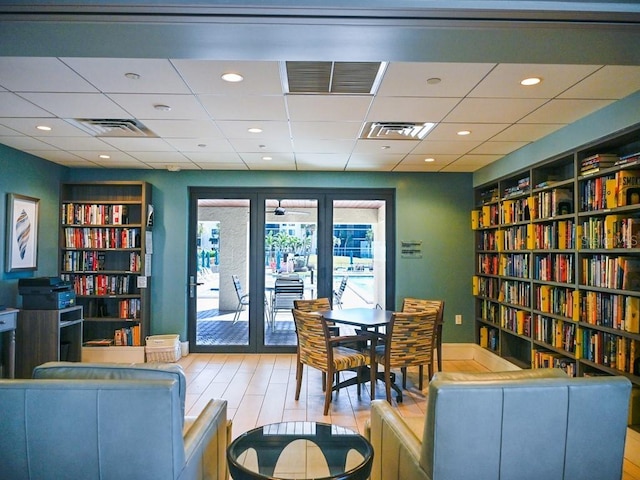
[189,275,204,298]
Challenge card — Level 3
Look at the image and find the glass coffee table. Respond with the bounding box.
[227,421,373,480]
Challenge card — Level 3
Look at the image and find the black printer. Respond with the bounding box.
[19,277,76,310]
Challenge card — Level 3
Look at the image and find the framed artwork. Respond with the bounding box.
[5,193,39,272]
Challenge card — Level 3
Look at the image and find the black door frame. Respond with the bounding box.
[188,186,395,353]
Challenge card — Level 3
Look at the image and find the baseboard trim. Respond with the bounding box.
[442,343,520,371]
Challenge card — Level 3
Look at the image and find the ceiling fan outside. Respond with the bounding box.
[272,200,309,216]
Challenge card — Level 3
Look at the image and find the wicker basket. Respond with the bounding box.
[145,334,181,362]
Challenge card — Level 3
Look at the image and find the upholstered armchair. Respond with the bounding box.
[366,369,631,480]
[0,362,230,480]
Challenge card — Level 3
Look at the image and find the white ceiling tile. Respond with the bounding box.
[23,150,87,164]
[0,57,98,93]
[412,140,481,155]
[196,162,249,170]
[164,137,235,153]
[36,136,116,151]
[286,95,372,122]
[426,123,511,141]
[238,152,296,163]
[93,159,152,169]
[229,138,294,153]
[140,119,223,138]
[445,98,548,123]
[559,65,640,100]
[451,154,503,166]
[366,97,460,123]
[216,120,290,139]
[294,153,350,165]
[347,153,404,170]
[100,137,176,152]
[0,118,92,137]
[17,92,130,118]
[352,139,418,154]
[470,141,530,155]
[107,94,210,120]
[183,152,243,163]
[294,138,356,153]
[199,95,288,121]
[439,162,487,172]
[490,123,563,142]
[0,136,59,150]
[396,153,461,170]
[469,64,601,98]
[0,92,56,117]
[70,150,137,163]
[0,124,19,135]
[142,162,200,170]
[172,60,284,95]
[392,162,443,172]
[127,151,191,163]
[290,121,362,140]
[377,62,495,97]
[520,99,614,124]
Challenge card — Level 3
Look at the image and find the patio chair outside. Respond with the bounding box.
[333,276,348,309]
[232,275,249,323]
[270,276,304,329]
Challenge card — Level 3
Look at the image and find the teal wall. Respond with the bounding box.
[0,147,66,306]
[0,158,475,343]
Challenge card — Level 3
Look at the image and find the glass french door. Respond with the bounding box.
[188,188,394,353]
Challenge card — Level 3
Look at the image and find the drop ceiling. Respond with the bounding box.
[1,2,640,173]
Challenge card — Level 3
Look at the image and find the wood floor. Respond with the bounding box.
[178,353,640,480]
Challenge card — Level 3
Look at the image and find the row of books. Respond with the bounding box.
[500,279,531,307]
[581,170,640,211]
[534,285,577,318]
[580,215,640,249]
[480,299,499,324]
[533,253,574,283]
[580,328,640,373]
[477,230,499,250]
[61,273,137,296]
[500,197,532,223]
[533,351,576,376]
[64,227,141,249]
[580,254,640,291]
[535,188,573,218]
[533,316,577,354]
[62,203,130,225]
[478,326,499,351]
[83,324,142,347]
[477,254,499,275]
[503,176,530,198]
[501,306,530,336]
[499,253,529,278]
[61,251,141,273]
[580,291,639,333]
[533,220,575,249]
[503,225,529,250]
[580,153,619,175]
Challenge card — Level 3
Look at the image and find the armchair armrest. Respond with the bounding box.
[181,399,230,480]
[367,400,430,480]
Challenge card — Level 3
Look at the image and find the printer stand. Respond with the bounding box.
[15,306,83,378]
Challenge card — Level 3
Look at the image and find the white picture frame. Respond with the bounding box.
[5,193,39,272]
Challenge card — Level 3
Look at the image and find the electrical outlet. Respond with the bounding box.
[455,314,463,325]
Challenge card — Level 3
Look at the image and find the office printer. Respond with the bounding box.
[19,277,76,310]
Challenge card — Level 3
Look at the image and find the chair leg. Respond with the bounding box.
[418,365,424,391]
[356,368,361,397]
[384,365,392,404]
[370,360,377,400]
[324,367,333,415]
[322,372,326,392]
[401,367,407,389]
[233,301,242,323]
[295,361,303,400]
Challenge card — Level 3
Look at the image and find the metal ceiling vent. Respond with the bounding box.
[67,118,157,138]
[283,61,386,94]
[361,122,436,140]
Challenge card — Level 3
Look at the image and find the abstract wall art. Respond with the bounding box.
[5,193,39,272]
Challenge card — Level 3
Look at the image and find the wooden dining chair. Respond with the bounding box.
[401,298,445,373]
[292,309,374,415]
[370,308,439,403]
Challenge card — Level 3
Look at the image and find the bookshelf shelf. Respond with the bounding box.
[473,123,640,387]
[59,181,151,361]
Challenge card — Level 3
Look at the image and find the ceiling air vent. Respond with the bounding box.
[67,118,157,138]
[361,122,436,141]
[284,61,386,94]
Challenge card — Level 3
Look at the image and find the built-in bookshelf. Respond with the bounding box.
[473,124,640,389]
[59,181,152,362]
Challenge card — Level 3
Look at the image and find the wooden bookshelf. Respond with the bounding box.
[59,181,152,363]
[473,124,640,387]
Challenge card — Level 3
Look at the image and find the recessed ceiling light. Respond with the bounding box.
[154,104,172,111]
[521,77,542,86]
[424,157,435,162]
[248,127,262,134]
[99,154,111,159]
[36,125,52,131]
[426,77,441,85]
[167,165,181,172]
[124,72,140,80]
[221,72,244,83]
[262,156,273,161]
[457,130,471,136]
[381,145,391,150]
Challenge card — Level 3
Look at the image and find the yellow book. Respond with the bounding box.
[574,327,582,358]
[472,275,479,295]
[539,285,551,312]
[526,223,535,250]
[554,319,563,347]
[558,221,567,249]
[516,310,527,335]
[604,214,623,249]
[527,196,538,220]
[479,326,489,348]
[572,291,581,321]
[502,200,514,224]
[575,224,583,250]
[471,210,481,230]
[496,230,505,252]
[606,178,618,209]
[617,170,640,206]
[625,296,640,333]
[481,205,491,227]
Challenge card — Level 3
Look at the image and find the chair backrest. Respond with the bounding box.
[421,370,631,480]
[273,277,304,309]
[334,276,348,300]
[232,274,245,300]
[385,309,438,368]
[294,297,331,312]
[402,297,445,324]
[292,309,331,370]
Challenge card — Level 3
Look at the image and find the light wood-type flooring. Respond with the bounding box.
[178,353,640,480]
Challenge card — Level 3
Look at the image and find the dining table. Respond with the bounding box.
[322,307,399,399]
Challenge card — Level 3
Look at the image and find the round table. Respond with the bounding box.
[227,421,373,480]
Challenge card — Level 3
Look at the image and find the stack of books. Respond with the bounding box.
[581,153,618,175]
